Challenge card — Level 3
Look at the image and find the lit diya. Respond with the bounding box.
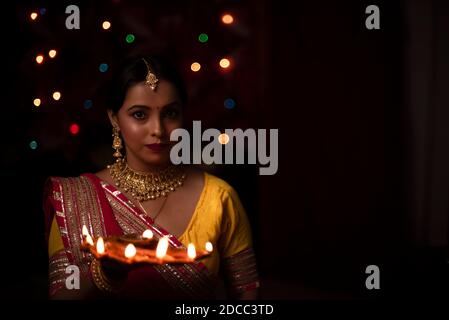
[80,225,213,265]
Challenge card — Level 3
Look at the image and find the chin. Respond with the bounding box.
[144,154,171,166]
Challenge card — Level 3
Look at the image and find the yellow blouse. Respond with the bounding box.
[48,172,253,276]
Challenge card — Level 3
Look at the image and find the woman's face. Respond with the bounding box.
[109,80,183,170]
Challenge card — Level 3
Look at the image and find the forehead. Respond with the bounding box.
[122,80,179,108]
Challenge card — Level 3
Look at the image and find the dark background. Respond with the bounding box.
[2,0,449,299]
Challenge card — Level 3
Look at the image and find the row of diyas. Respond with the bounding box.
[81,225,213,264]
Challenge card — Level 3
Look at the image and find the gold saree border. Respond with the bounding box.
[223,247,260,295]
[48,249,70,296]
[49,176,108,275]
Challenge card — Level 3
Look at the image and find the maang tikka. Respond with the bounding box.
[142,58,159,90]
[112,126,123,160]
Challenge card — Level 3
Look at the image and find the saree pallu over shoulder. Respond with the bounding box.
[43,175,122,275]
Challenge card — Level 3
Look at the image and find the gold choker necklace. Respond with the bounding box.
[108,159,186,201]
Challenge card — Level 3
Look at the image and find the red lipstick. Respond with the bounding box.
[145,143,168,152]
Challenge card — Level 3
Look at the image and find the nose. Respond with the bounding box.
[150,115,164,139]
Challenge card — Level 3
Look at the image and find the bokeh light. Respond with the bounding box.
[29,141,38,150]
[102,21,111,30]
[126,34,135,43]
[219,58,231,69]
[198,33,209,43]
[33,98,41,107]
[40,8,46,15]
[70,123,80,135]
[36,55,44,64]
[48,50,57,58]
[224,98,236,109]
[218,133,230,145]
[84,99,93,109]
[52,91,61,101]
[99,63,109,72]
[30,12,38,20]
[190,62,201,72]
[221,14,234,24]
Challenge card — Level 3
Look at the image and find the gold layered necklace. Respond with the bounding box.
[108,159,186,201]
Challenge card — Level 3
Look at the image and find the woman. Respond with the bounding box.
[43,55,259,299]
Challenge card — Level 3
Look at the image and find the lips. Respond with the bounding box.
[145,143,168,152]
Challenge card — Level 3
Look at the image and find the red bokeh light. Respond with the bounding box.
[70,123,80,135]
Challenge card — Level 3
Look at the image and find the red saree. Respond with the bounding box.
[44,173,217,299]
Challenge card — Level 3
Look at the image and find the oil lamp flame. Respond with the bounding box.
[125,243,136,258]
[142,229,153,239]
[96,237,105,254]
[187,243,196,259]
[156,237,169,259]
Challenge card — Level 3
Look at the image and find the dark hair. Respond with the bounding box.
[106,55,188,113]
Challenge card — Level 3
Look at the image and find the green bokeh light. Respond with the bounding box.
[126,34,135,43]
[198,33,209,43]
[30,140,38,150]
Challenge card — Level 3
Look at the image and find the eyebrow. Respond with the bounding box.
[127,101,180,111]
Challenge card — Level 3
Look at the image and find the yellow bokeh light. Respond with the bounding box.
[33,98,41,107]
[218,133,230,145]
[190,62,201,72]
[52,91,61,101]
[219,58,231,69]
[102,21,111,30]
[48,50,57,58]
[222,14,234,24]
[36,55,44,64]
[30,13,38,20]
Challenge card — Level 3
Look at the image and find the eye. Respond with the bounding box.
[132,111,146,120]
[163,108,180,119]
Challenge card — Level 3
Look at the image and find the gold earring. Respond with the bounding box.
[112,127,123,161]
